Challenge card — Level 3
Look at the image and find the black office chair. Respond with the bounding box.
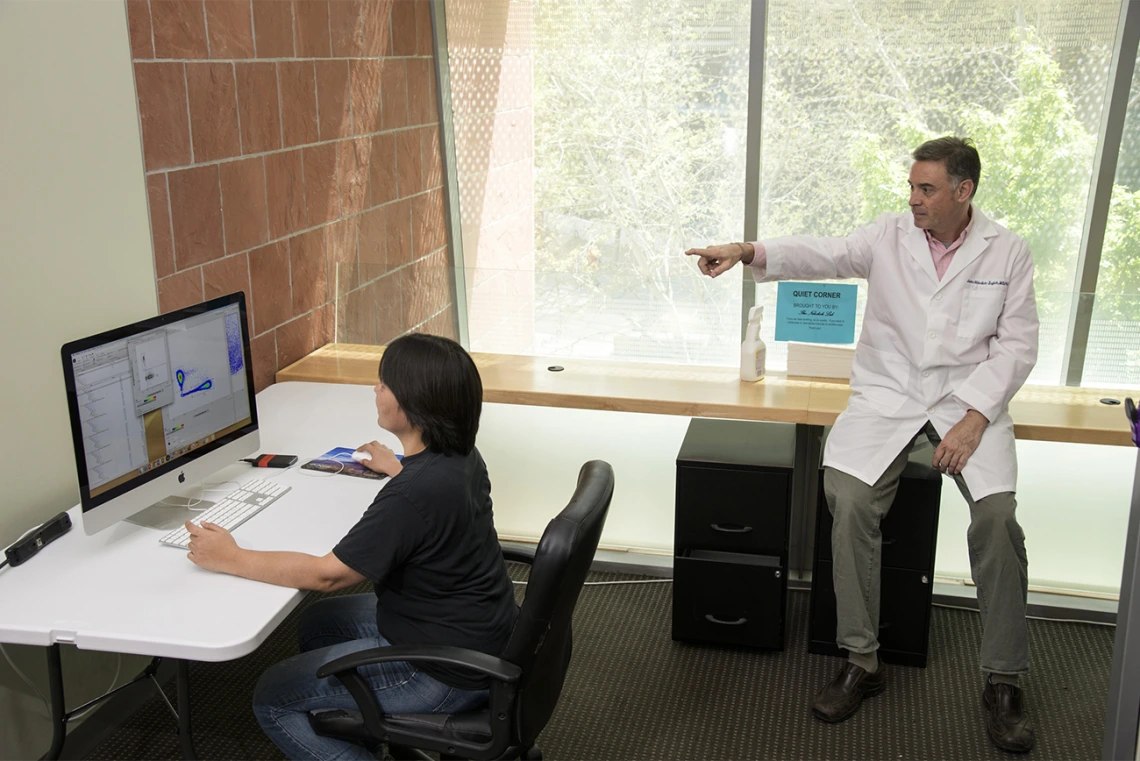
[308,460,615,760]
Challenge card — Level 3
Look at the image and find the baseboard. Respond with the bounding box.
[578,549,1120,625]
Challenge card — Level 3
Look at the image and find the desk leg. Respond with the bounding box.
[40,644,66,761]
[176,659,198,760]
[788,424,825,576]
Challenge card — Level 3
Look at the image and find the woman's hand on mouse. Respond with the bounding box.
[356,441,402,477]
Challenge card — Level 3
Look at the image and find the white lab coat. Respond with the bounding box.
[754,207,1039,500]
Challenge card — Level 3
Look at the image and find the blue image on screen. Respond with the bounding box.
[225,312,244,375]
[176,368,213,397]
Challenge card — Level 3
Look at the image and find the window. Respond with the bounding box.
[755,0,1119,381]
[1086,45,1140,387]
[448,0,752,364]
[444,0,1135,386]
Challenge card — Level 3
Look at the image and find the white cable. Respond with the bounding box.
[0,644,123,722]
[512,578,673,587]
[583,578,672,586]
[508,579,1117,626]
[0,642,50,716]
[69,654,122,721]
[0,523,46,567]
[184,480,242,511]
[931,600,1115,627]
[0,644,124,722]
[163,478,267,511]
[201,480,240,492]
[10,524,42,544]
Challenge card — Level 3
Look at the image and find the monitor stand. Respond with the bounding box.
[126,496,216,531]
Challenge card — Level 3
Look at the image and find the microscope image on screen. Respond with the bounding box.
[62,293,260,535]
[69,300,252,498]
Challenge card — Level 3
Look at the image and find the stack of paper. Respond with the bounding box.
[786,342,856,379]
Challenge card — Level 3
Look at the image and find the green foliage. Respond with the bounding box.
[532,0,750,310]
[1098,188,1140,320]
[849,38,1100,316]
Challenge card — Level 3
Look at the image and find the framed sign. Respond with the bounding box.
[775,282,857,344]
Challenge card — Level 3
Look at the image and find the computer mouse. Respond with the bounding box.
[350,450,372,463]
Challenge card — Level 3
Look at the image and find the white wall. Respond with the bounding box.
[0,1,157,756]
[479,405,1138,595]
[936,439,1137,593]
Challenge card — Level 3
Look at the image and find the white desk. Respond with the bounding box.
[0,382,389,758]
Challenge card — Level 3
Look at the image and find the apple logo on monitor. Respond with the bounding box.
[178,472,186,483]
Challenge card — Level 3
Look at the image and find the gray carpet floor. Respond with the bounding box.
[86,564,1115,760]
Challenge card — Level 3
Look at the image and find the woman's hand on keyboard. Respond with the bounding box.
[356,441,403,478]
[185,521,238,572]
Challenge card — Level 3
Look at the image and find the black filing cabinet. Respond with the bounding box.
[672,418,796,649]
[808,435,942,667]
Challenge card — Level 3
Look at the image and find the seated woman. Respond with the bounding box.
[184,333,519,761]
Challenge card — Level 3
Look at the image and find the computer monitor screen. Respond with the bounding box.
[61,292,260,535]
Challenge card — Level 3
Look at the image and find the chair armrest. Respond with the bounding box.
[316,644,522,684]
[502,547,535,565]
[500,543,536,565]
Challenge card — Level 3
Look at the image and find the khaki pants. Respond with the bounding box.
[823,422,1030,674]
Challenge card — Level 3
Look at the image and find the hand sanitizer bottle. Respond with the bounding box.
[740,306,766,382]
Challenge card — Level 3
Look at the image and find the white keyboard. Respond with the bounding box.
[159,477,292,548]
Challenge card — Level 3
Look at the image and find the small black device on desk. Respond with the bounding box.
[242,454,298,468]
[3,512,72,568]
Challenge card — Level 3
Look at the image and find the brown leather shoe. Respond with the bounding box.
[983,679,1035,753]
[811,661,886,723]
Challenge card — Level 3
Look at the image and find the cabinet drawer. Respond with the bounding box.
[809,560,934,665]
[676,465,789,555]
[672,550,786,649]
[815,471,941,572]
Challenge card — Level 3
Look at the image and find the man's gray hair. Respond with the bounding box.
[912,137,981,198]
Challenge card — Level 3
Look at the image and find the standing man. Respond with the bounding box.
[687,138,1038,753]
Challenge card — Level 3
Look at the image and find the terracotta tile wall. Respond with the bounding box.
[130,0,456,393]
[448,0,535,353]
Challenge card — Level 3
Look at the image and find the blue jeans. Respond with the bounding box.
[253,594,490,761]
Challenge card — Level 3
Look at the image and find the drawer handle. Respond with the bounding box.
[704,614,748,626]
[710,523,753,534]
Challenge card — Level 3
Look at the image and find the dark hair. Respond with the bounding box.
[378,333,482,456]
[912,137,981,198]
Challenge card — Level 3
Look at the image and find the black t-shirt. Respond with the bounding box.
[332,447,518,690]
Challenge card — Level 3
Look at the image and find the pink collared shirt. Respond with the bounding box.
[748,208,975,281]
[924,209,974,280]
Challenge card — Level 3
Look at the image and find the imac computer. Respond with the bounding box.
[60,292,260,535]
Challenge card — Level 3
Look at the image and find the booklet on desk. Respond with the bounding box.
[301,447,402,480]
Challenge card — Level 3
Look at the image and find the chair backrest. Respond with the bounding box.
[498,459,614,745]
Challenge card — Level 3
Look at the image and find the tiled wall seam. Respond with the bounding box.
[141,122,430,176]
